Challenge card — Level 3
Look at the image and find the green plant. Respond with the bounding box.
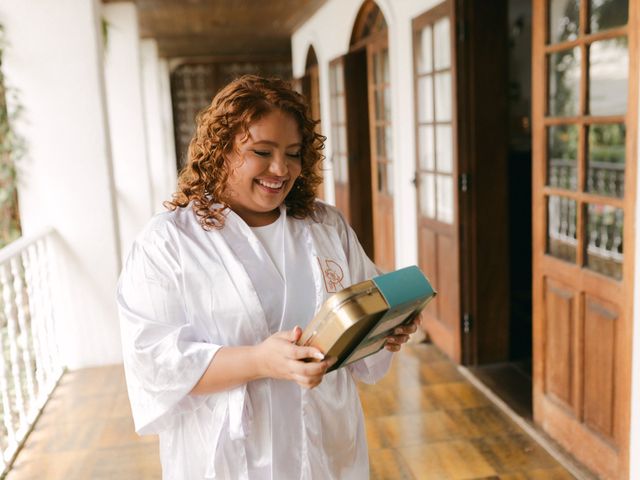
[0,24,23,248]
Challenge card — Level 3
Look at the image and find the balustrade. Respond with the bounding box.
[0,229,63,473]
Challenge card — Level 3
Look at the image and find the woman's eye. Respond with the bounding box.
[252,150,271,157]
[287,152,302,159]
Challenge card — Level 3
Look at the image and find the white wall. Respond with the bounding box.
[1,0,123,368]
[158,58,178,197]
[292,0,443,269]
[102,2,153,260]
[140,39,177,210]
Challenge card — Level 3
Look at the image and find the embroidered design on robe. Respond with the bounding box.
[317,257,344,293]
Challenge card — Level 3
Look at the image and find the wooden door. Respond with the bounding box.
[367,37,395,272]
[329,58,350,222]
[343,49,375,259]
[532,0,637,478]
[300,59,324,200]
[413,2,461,362]
[308,63,324,200]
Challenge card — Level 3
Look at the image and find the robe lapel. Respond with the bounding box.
[218,210,277,339]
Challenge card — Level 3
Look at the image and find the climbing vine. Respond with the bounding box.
[0,24,23,248]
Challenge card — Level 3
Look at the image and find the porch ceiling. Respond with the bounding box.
[110,0,327,58]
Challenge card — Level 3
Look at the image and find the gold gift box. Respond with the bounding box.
[298,266,436,371]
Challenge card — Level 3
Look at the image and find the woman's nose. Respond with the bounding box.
[269,153,288,176]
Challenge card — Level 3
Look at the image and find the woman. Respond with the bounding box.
[117,75,418,479]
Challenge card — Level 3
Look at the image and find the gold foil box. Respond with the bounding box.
[298,266,436,371]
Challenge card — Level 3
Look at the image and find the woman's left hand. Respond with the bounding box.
[384,315,421,352]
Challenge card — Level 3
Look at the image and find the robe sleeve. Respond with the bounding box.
[331,207,394,384]
[117,221,221,435]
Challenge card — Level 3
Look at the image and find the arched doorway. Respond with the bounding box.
[298,45,324,199]
[331,0,394,270]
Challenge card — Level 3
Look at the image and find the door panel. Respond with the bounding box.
[532,0,638,477]
[583,295,617,440]
[413,1,461,362]
[343,49,374,259]
[329,59,350,221]
[367,40,395,271]
[543,279,575,408]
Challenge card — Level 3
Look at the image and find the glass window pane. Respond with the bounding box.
[384,86,391,120]
[330,97,337,124]
[371,52,379,84]
[385,127,393,160]
[377,162,386,192]
[330,65,337,95]
[419,173,436,218]
[586,204,623,279]
[418,76,434,123]
[436,125,453,174]
[375,89,384,121]
[376,126,385,158]
[590,0,628,33]
[419,125,435,170]
[386,162,394,195]
[417,26,433,74]
[436,174,454,224]
[433,18,451,70]
[338,125,347,156]
[587,124,626,198]
[547,195,577,262]
[435,72,452,122]
[337,62,344,94]
[332,154,341,182]
[332,125,340,152]
[548,0,580,43]
[589,37,628,116]
[547,125,578,190]
[548,47,581,117]
[341,154,349,182]
[337,96,346,123]
[382,49,390,84]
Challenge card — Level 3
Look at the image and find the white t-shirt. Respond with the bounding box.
[251,212,316,333]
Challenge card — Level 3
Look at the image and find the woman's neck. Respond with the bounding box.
[231,206,281,227]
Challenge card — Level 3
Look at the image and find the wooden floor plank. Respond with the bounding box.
[5,343,576,479]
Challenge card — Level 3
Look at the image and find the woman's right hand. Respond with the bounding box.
[255,326,335,389]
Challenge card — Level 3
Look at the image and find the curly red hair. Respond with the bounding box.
[165,75,325,229]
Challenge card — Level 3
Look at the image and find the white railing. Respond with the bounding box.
[0,228,63,473]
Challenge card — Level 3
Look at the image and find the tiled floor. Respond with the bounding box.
[5,343,575,479]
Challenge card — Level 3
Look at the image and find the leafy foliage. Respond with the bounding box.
[0,24,23,248]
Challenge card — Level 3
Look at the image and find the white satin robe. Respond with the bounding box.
[117,201,393,479]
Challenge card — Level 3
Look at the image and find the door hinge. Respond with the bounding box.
[459,173,470,192]
[463,313,472,334]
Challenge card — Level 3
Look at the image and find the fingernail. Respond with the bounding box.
[313,352,325,360]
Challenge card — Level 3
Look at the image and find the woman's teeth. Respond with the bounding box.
[257,179,284,189]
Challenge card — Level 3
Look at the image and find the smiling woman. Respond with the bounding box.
[224,110,304,226]
[166,75,323,229]
[117,75,420,479]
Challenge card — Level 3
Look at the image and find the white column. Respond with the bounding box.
[102,2,153,259]
[2,0,123,368]
[159,58,178,196]
[141,39,172,211]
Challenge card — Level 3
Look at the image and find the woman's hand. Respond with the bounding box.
[384,314,421,352]
[256,326,335,389]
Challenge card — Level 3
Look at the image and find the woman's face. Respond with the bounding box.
[224,109,303,226]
